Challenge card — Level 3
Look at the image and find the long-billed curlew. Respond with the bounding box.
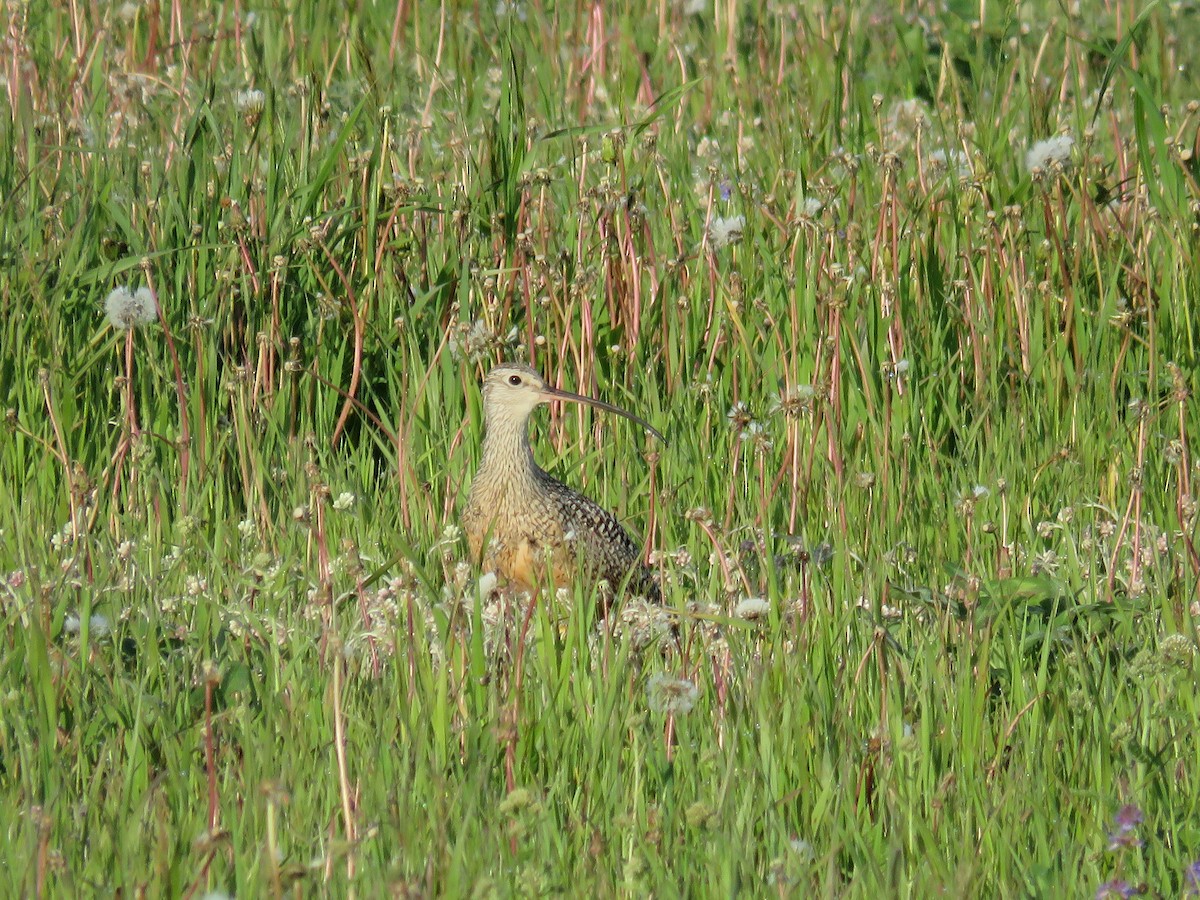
[462,362,665,604]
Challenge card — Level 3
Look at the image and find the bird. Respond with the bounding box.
[462,362,665,606]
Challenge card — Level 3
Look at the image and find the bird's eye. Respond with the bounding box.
[508,375,522,386]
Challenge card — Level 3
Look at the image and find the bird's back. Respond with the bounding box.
[540,471,661,603]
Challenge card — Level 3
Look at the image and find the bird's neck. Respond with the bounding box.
[479,416,543,487]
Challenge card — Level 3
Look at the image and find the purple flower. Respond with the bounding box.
[719,180,733,202]
[1185,858,1200,895]
[1107,828,1143,851]
[1095,880,1135,900]
[1113,805,1143,829]
[1107,804,1144,851]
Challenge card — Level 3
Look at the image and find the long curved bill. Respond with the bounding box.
[541,385,667,445]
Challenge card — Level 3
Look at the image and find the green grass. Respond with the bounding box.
[2,0,1199,895]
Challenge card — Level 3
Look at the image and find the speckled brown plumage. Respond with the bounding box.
[462,363,662,604]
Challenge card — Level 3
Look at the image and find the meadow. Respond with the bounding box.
[1,0,1199,896]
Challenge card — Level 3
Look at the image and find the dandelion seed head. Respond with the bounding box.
[734,596,770,620]
[770,384,815,417]
[105,286,156,330]
[925,148,973,179]
[235,89,266,116]
[707,214,745,249]
[696,136,720,160]
[726,402,752,430]
[739,420,772,450]
[1025,135,1075,174]
[646,673,699,715]
[789,837,814,861]
[64,613,111,638]
[494,0,527,20]
[1031,549,1059,575]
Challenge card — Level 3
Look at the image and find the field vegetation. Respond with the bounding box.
[1,0,1199,896]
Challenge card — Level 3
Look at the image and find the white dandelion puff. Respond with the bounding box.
[734,596,770,620]
[235,89,266,116]
[63,613,112,638]
[925,148,972,179]
[646,673,700,715]
[707,215,745,249]
[105,286,156,330]
[1024,135,1074,173]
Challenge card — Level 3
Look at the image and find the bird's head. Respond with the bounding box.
[480,362,665,443]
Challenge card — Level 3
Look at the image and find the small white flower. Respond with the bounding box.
[800,196,823,217]
[332,492,355,511]
[707,214,745,249]
[477,572,498,597]
[1025,135,1074,173]
[105,286,156,330]
[734,596,770,620]
[972,485,989,499]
